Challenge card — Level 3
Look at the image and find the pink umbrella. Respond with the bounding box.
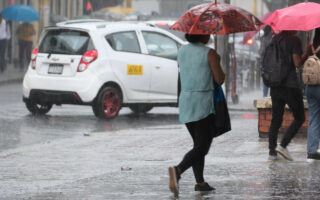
[264,2,320,32]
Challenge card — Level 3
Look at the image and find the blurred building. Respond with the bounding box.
[0,0,87,67]
[131,0,160,15]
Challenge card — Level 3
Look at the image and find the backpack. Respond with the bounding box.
[261,35,289,87]
[302,45,320,85]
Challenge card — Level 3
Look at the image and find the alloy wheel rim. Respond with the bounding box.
[102,90,120,117]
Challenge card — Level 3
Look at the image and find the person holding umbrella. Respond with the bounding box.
[263,2,320,161]
[301,28,320,161]
[168,33,225,196]
[168,2,262,197]
[1,5,39,71]
[0,14,10,72]
[265,30,305,161]
[16,22,35,71]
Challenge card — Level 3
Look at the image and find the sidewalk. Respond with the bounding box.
[0,63,25,84]
[227,89,265,111]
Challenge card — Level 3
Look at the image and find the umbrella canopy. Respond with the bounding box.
[170,2,262,35]
[1,5,39,22]
[264,2,320,32]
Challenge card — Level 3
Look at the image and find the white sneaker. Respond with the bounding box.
[268,155,278,161]
[276,146,293,161]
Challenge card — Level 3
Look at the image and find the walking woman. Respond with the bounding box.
[302,28,320,161]
[168,34,225,196]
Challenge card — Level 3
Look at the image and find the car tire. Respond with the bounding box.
[25,100,52,115]
[96,87,122,119]
[129,105,153,114]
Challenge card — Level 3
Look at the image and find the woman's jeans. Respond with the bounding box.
[177,115,214,183]
[306,85,320,154]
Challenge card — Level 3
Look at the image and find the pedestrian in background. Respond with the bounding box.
[0,14,10,72]
[168,34,225,197]
[16,22,35,71]
[301,28,320,161]
[268,31,305,161]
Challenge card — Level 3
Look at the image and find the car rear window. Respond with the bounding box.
[39,29,94,55]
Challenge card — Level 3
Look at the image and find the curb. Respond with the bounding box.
[228,107,257,112]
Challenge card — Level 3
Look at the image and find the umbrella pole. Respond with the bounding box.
[232,34,236,97]
[214,34,217,50]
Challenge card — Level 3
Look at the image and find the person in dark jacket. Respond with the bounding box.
[268,31,305,161]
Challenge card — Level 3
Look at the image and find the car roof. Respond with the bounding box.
[54,19,185,44]
[56,19,158,31]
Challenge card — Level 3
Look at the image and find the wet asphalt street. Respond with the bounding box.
[1,82,320,200]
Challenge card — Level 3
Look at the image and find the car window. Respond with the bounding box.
[105,31,141,53]
[39,29,93,55]
[142,31,179,60]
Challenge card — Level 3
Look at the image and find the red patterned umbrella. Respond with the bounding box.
[170,1,262,35]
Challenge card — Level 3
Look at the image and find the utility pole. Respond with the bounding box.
[253,0,260,89]
[33,0,50,44]
[127,0,132,8]
[253,0,257,15]
[122,0,132,8]
[217,0,230,102]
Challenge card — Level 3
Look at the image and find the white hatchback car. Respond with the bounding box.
[22,19,185,119]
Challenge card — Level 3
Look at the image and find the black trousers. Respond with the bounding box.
[18,40,33,69]
[269,87,305,152]
[0,39,7,72]
[177,114,215,183]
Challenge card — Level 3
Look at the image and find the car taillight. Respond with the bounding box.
[31,48,38,70]
[155,22,168,26]
[77,50,98,72]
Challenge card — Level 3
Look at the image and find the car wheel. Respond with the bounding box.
[129,105,153,114]
[25,100,52,115]
[96,87,122,119]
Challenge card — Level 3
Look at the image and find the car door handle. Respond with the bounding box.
[155,66,161,69]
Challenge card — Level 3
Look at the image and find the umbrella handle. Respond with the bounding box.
[214,34,217,50]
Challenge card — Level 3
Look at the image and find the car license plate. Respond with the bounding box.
[48,64,63,74]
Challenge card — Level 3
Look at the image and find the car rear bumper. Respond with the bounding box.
[23,90,89,105]
[22,69,100,103]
